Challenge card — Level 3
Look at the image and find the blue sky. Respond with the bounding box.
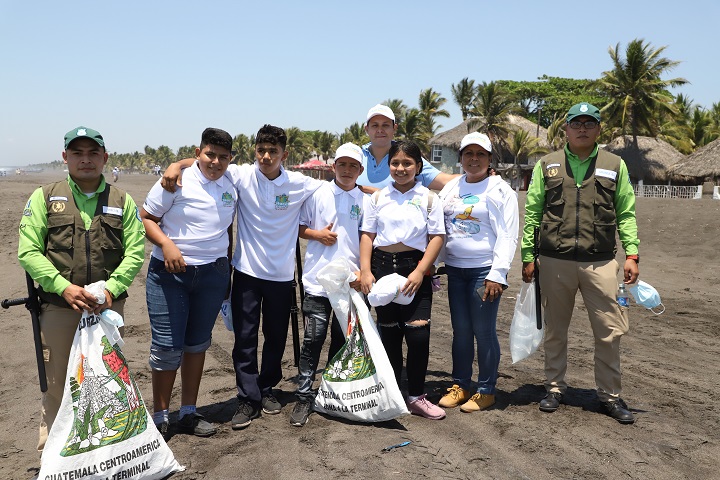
[1,0,717,167]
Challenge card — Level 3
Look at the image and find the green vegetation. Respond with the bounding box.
[96,38,716,172]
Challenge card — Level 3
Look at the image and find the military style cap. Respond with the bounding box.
[566,103,601,123]
[64,126,105,149]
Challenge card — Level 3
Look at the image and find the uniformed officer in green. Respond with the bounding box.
[521,103,640,424]
[17,126,146,450]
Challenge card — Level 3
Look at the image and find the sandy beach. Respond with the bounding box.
[0,171,718,480]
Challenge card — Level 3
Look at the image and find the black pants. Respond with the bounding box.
[231,270,293,404]
[371,248,433,397]
[295,294,346,402]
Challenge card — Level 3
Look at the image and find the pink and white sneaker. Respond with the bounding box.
[407,394,446,420]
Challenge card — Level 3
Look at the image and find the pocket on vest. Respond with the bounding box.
[46,214,75,250]
[99,215,124,251]
[593,221,616,252]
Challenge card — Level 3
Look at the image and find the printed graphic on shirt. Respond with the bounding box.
[23,199,32,217]
[221,191,234,207]
[407,197,422,210]
[350,203,362,220]
[446,194,482,237]
[275,193,289,210]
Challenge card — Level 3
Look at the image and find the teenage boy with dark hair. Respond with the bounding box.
[162,124,324,430]
[290,142,367,427]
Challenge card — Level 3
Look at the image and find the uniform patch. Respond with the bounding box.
[50,202,66,213]
[103,206,123,216]
[547,167,559,178]
[135,206,141,222]
[595,168,617,181]
[275,194,289,210]
[49,196,68,202]
[23,208,32,217]
[221,191,234,207]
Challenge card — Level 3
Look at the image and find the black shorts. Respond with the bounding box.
[370,249,432,326]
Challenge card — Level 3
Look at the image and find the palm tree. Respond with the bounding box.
[451,77,476,120]
[599,39,688,146]
[232,134,254,164]
[468,81,515,166]
[509,129,549,164]
[285,127,309,166]
[383,98,408,125]
[340,122,369,146]
[546,114,566,151]
[418,88,450,137]
[399,108,430,156]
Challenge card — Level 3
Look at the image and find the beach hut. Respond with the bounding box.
[603,136,684,184]
[291,158,333,180]
[668,138,720,185]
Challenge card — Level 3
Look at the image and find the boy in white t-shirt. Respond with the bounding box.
[162,125,323,430]
[290,143,368,427]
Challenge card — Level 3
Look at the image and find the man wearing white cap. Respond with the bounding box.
[358,104,457,189]
[290,142,369,427]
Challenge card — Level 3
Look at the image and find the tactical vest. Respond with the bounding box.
[39,181,127,307]
[538,149,621,262]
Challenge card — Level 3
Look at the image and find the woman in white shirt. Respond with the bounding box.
[141,128,237,439]
[437,132,519,413]
[360,141,446,420]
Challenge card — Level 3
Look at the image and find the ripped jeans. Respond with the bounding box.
[371,248,433,396]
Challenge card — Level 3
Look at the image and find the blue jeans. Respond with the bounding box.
[446,265,501,394]
[146,256,230,370]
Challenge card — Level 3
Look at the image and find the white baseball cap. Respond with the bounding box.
[334,143,363,164]
[367,273,415,307]
[460,132,492,153]
[366,104,396,125]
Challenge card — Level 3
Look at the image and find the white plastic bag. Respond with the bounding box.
[314,259,409,422]
[509,281,544,364]
[220,299,233,331]
[38,281,183,479]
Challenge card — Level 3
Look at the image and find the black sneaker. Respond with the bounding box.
[601,398,635,424]
[261,393,282,414]
[290,401,312,427]
[177,412,218,437]
[232,400,261,430]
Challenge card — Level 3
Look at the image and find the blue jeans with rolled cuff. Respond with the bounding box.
[146,256,230,371]
[445,265,501,394]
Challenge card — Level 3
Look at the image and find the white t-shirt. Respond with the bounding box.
[438,175,519,285]
[143,161,237,265]
[226,163,323,281]
[300,182,368,297]
[361,182,444,252]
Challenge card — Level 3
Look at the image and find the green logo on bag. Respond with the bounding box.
[323,322,376,382]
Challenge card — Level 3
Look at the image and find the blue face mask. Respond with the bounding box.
[628,280,664,315]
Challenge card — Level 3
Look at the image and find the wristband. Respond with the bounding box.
[626,255,639,264]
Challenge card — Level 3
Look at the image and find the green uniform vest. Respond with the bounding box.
[39,181,127,307]
[538,149,621,262]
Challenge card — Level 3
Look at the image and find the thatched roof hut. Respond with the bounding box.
[430,115,549,150]
[603,135,684,183]
[668,138,720,182]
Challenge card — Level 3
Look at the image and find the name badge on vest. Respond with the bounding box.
[595,168,617,181]
[103,206,123,216]
[49,196,68,202]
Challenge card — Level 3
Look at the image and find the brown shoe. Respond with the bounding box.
[438,384,472,408]
[460,393,496,412]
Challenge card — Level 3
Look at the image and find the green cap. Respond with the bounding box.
[566,103,601,123]
[64,126,105,149]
